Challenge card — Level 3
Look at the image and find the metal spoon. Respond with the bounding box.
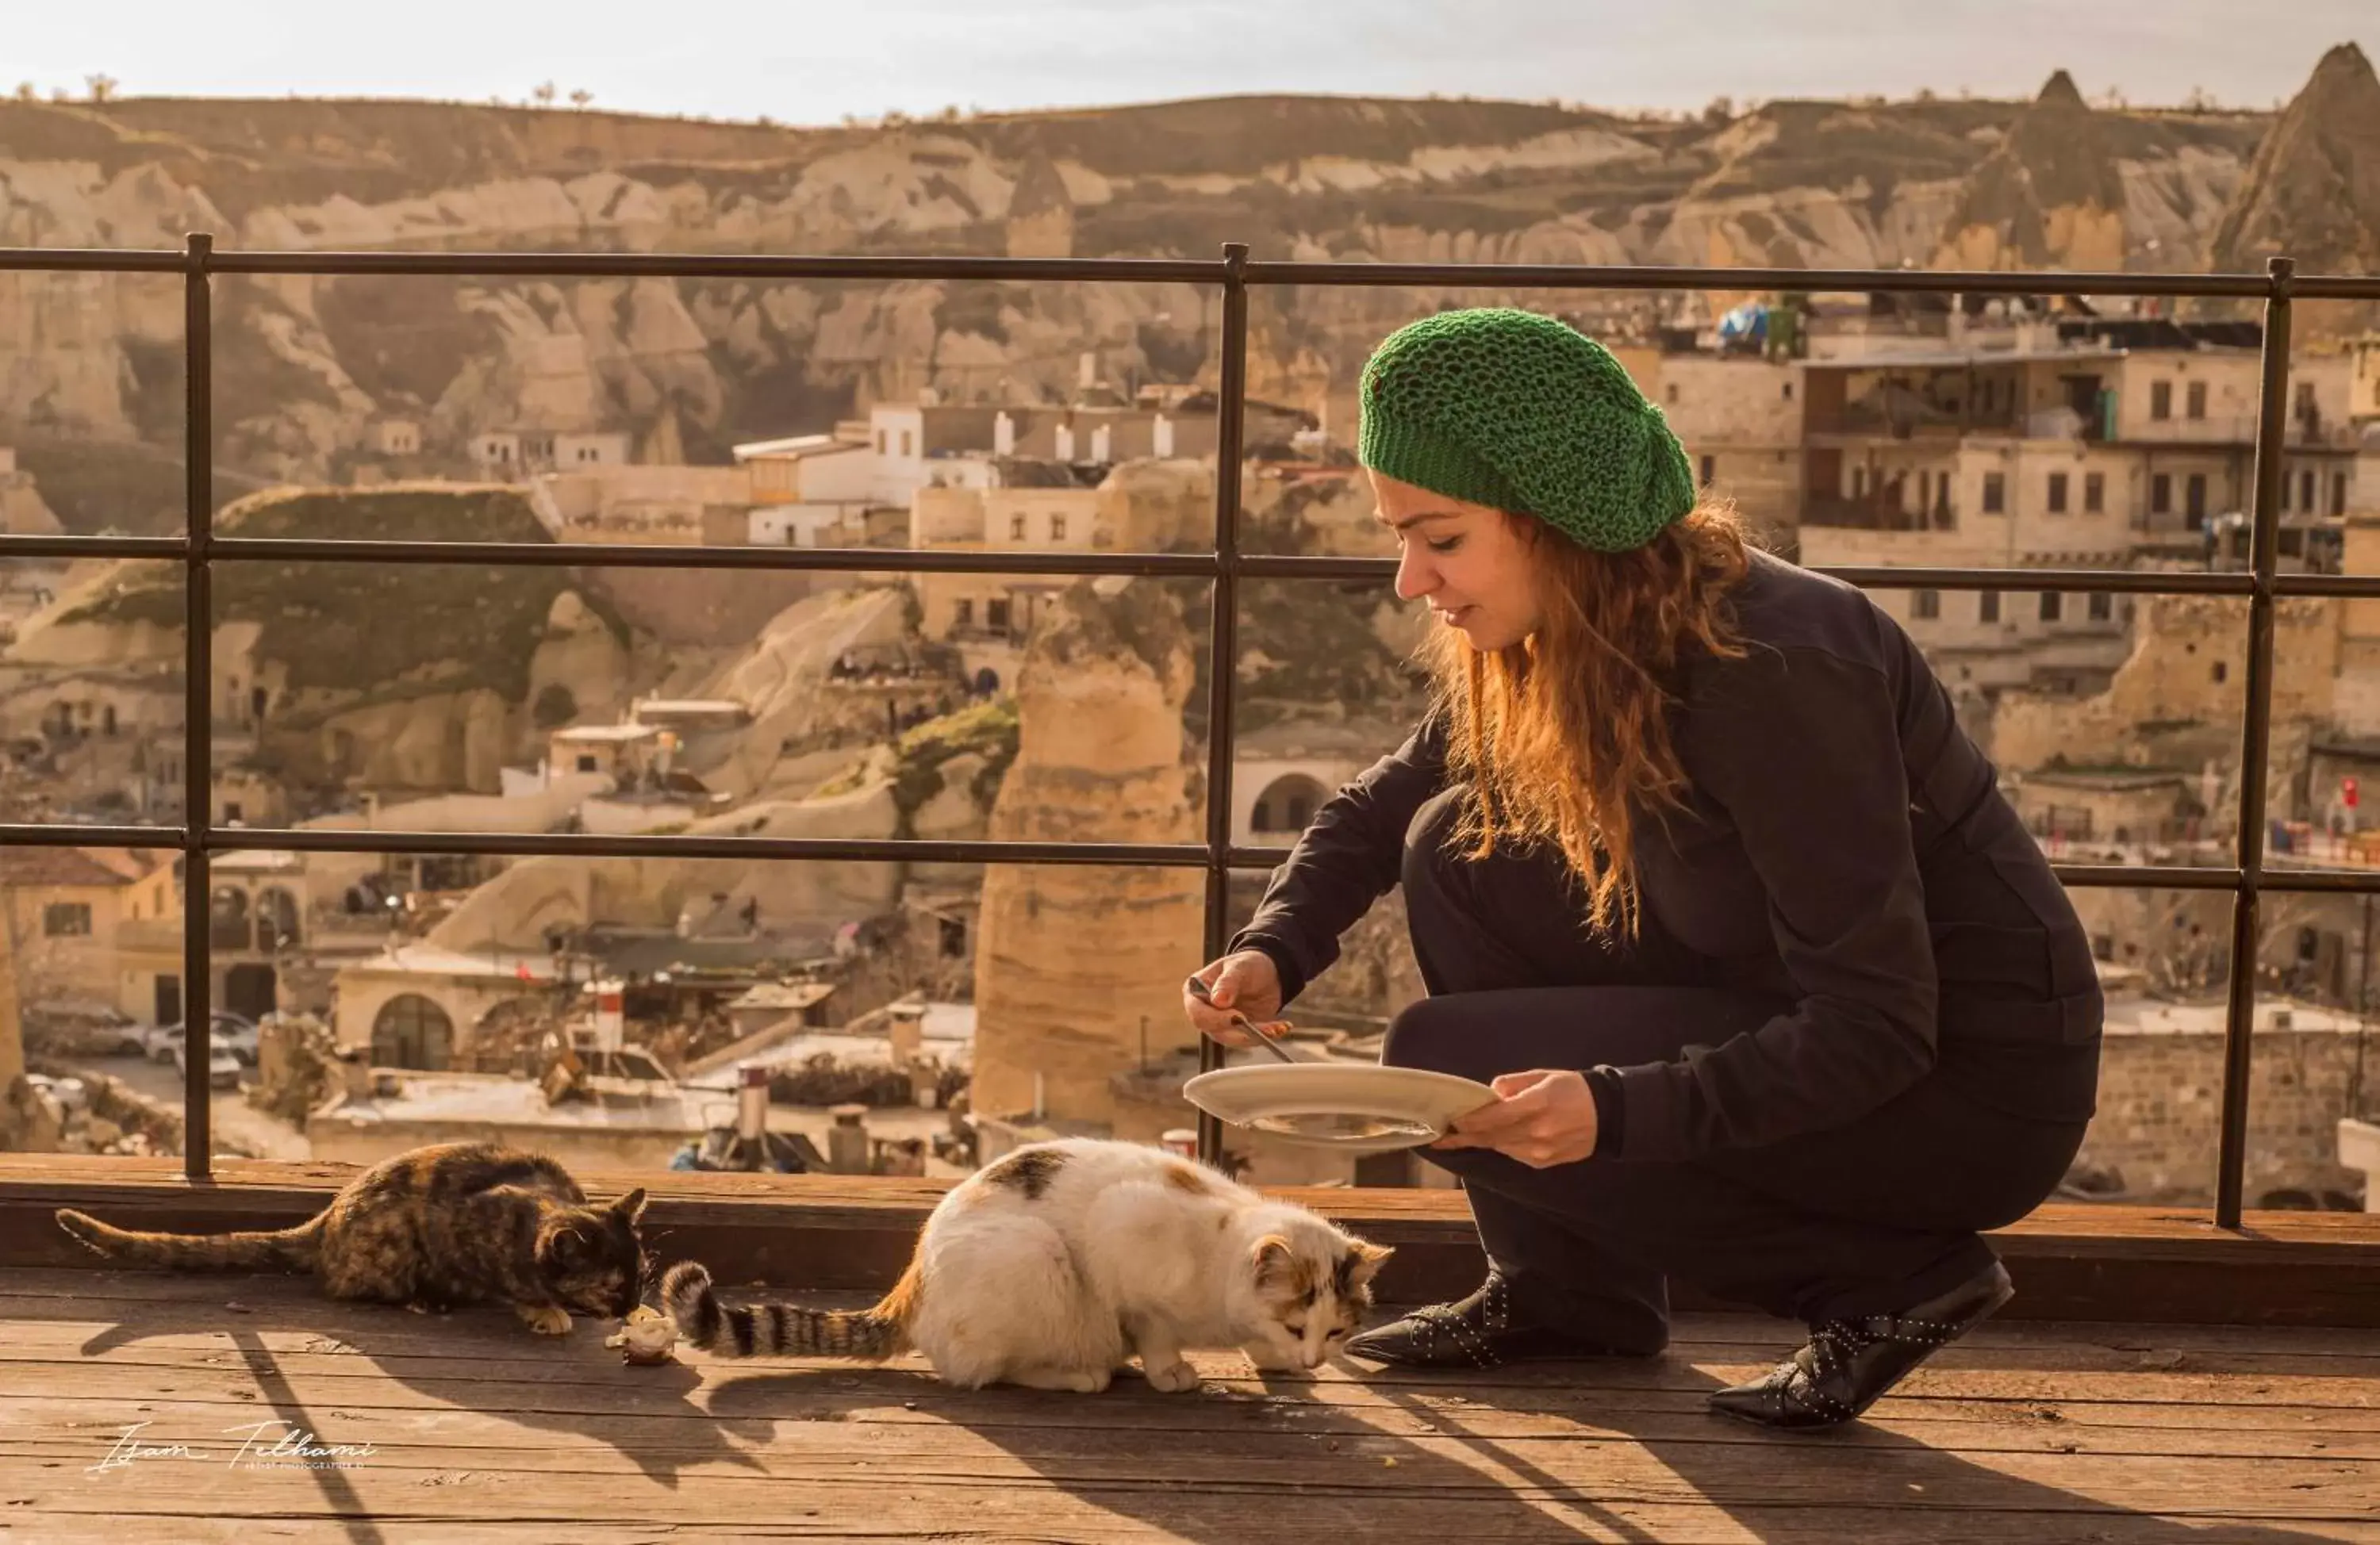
[1185,974,1298,1064]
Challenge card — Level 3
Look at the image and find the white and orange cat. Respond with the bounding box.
[662,1137,1392,1392]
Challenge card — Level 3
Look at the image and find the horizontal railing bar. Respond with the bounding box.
[2251,865,2380,895]
[1238,259,2282,299]
[0,247,1224,285]
[215,536,1223,577]
[0,247,190,274]
[3,536,2332,600]
[206,827,1219,866]
[11,823,2378,896]
[2259,572,2380,600]
[1809,565,2252,595]
[0,534,189,562]
[11,246,2366,303]
[2291,274,2380,301]
[0,823,185,849]
[213,251,1227,284]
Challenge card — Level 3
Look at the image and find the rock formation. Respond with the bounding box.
[2213,44,2380,278]
[1933,73,2129,271]
[969,578,1205,1125]
[0,69,2356,493]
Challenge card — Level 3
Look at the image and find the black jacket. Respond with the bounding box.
[1233,550,2103,1163]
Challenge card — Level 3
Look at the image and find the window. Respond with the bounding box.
[2087,592,2111,622]
[2213,661,2228,684]
[2296,381,2317,417]
[2151,381,2172,420]
[576,754,598,772]
[2047,472,2069,513]
[2186,381,2207,420]
[222,802,243,825]
[2152,473,2172,515]
[1982,473,2005,514]
[1008,514,1027,540]
[43,903,92,937]
[875,430,887,454]
[900,430,914,458]
[1979,590,2001,623]
[1699,454,1715,486]
[2084,471,2105,513]
[2040,591,2063,622]
[1913,590,1940,620]
[953,599,973,627]
[2186,473,2208,527]
[1049,513,1067,541]
[986,598,1011,631]
[2337,473,2351,516]
[1782,380,1794,400]
[1666,382,1679,404]
[2301,470,2317,512]
[1852,466,1867,498]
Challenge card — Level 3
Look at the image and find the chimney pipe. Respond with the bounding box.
[736,1063,770,1143]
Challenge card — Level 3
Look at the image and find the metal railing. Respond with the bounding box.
[2,239,2378,1225]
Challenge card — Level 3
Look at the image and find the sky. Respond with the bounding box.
[7,2,2376,124]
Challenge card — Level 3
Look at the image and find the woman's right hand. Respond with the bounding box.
[1184,950,1288,1047]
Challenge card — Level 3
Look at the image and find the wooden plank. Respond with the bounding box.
[6,1440,2377,1532]
[11,1263,2380,1363]
[11,1305,2380,1391]
[6,1520,2377,1545]
[10,1157,2378,1325]
[9,1377,2378,1463]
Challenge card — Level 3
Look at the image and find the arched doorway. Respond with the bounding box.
[1251,773,1329,836]
[224,964,278,1022]
[207,888,251,951]
[255,887,302,950]
[371,994,455,1071]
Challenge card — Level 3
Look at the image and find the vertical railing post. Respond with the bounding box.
[181,232,214,1181]
[1197,243,1251,1167]
[2215,254,2294,1227]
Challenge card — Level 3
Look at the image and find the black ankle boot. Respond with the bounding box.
[1343,1273,1664,1371]
[1707,1260,2014,1430]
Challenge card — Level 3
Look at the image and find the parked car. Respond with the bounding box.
[147,1011,258,1066]
[23,1073,90,1114]
[172,1034,243,1091]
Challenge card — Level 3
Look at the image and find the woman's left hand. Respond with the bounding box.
[1432,1070,1599,1167]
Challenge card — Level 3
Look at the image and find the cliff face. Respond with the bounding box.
[2,485,629,794]
[0,74,2350,495]
[969,578,1205,1125]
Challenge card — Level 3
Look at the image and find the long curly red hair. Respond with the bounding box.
[1418,502,1752,937]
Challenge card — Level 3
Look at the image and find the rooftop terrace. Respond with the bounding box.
[2,1156,2376,1541]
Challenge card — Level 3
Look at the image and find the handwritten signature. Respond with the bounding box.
[88,1420,379,1474]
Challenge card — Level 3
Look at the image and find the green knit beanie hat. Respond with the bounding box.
[1357,308,1696,553]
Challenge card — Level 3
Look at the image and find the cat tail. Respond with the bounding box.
[54,1208,326,1274]
[662,1256,920,1361]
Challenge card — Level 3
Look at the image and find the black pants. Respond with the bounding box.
[1386,791,2089,1333]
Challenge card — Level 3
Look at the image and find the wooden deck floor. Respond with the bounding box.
[2,1266,2374,1543]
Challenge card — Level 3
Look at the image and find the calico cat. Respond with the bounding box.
[56,1141,648,1336]
[663,1137,1392,1392]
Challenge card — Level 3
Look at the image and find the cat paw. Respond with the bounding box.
[1144,1358,1202,1394]
[522,1305,572,1336]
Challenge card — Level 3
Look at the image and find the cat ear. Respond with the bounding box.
[612,1188,648,1224]
[1344,1240,1395,1288]
[1250,1233,1301,1292]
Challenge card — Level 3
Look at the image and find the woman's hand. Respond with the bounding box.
[1434,1070,1599,1167]
[1184,951,1288,1047]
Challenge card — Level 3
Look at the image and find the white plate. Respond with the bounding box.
[1181,1063,1499,1153]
